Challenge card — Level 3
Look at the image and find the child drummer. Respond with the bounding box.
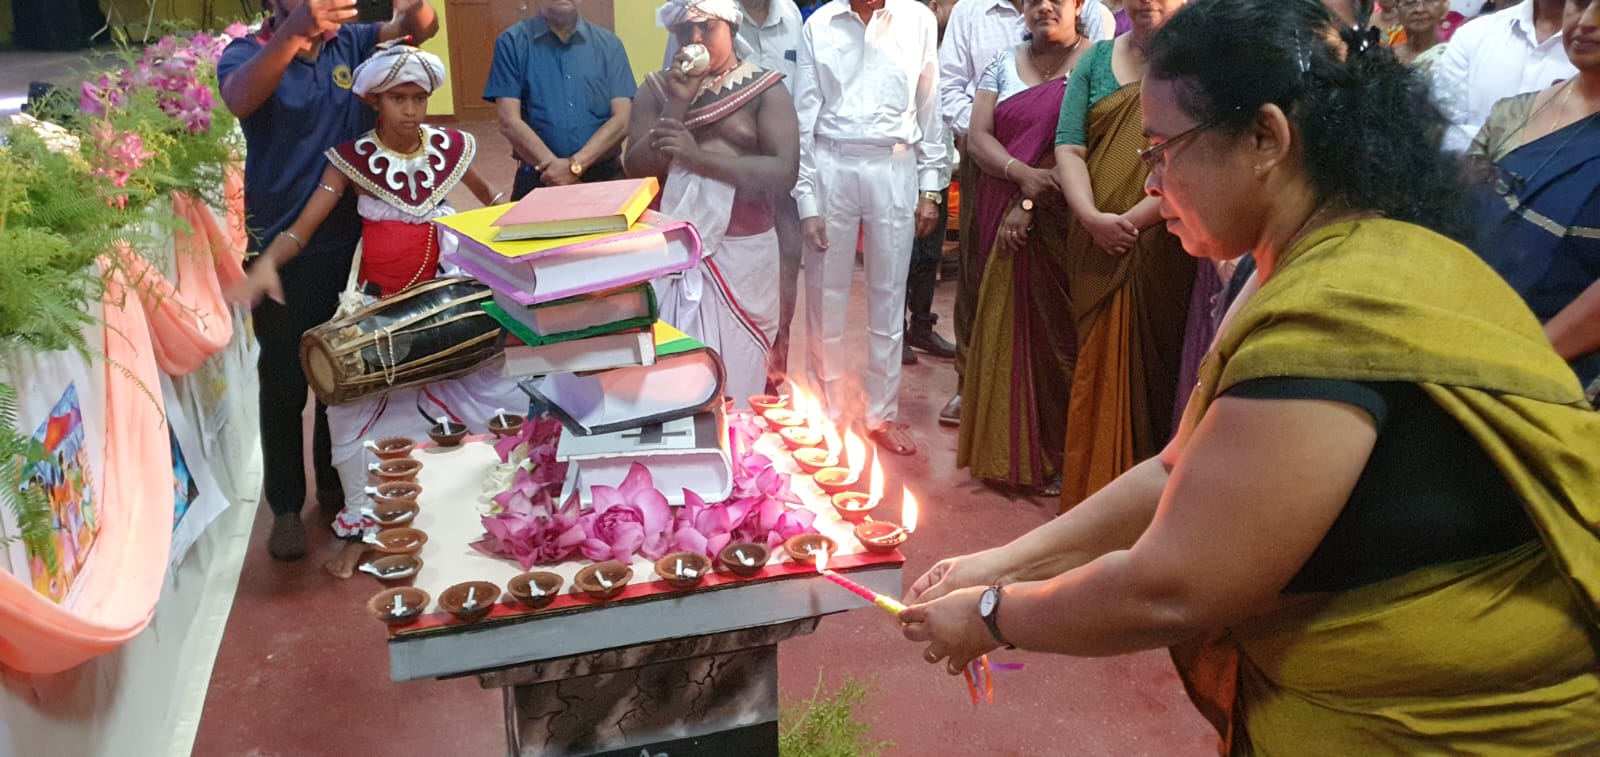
[228,44,525,578]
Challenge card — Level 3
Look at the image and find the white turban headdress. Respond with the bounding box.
[351,45,446,98]
[656,0,742,29]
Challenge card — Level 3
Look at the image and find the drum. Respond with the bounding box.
[301,277,503,405]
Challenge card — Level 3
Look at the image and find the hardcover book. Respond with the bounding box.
[524,326,725,436]
[495,318,690,377]
[483,283,657,345]
[438,209,702,306]
[491,177,659,241]
[557,405,733,507]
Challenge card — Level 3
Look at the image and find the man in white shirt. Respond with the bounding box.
[934,0,1113,426]
[793,0,946,456]
[1432,0,1575,153]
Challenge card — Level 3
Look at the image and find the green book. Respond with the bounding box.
[484,283,658,346]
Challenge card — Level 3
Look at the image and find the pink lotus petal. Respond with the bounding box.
[580,538,613,563]
[706,533,732,558]
[671,528,708,556]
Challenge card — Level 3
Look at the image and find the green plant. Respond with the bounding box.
[779,670,894,757]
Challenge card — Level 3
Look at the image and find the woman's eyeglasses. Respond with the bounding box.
[1137,121,1214,173]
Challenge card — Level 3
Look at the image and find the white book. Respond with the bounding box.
[558,408,733,507]
[502,329,656,378]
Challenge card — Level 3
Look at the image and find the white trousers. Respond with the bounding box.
[803,140,916,428]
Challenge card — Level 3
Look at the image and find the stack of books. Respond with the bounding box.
[434,178,734,507]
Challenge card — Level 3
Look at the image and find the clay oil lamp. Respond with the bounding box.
[367,586,429,626]
[784,533,837,566]
[748,393,788,415]
[507,571,564,609]
[813,429,867,496]
[793,420,841,474]
[718,542,770,578]
[834,454,885,524]
[367,526,428,555]
[487,408,525,438]
[373,480,422,506]
[366,436,415,461]
[855,489,919,555]
[439,580,500,623]
[655,551,713,590]
[365,499,419,529]
[428,417,467,447]
[779,426,824,451]
[370,457,422,483]
[762,408,805,430]
[574,560,634,601]
[359,554,423,584]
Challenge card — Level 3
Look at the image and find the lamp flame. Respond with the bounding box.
[902,488,919,534]
[844,430,868,481]
[821,419,842,457]
[868,454,886,504]
[814,544,829,573]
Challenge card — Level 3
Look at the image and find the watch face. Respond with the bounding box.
[1021,198,1035,211]
[978,588,998,616]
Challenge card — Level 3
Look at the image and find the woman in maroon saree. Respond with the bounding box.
[956,0,1086,495]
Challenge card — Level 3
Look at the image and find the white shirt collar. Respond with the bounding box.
[982,0,1021,17]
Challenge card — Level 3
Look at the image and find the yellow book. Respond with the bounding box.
[490,177,659,241]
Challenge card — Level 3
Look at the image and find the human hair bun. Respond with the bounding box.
[1148,0,1470,242]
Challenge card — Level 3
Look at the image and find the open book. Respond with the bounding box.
[523,327,725,436]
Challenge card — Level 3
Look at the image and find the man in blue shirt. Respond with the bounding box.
[218,0,437,562]
[483,0,637,199]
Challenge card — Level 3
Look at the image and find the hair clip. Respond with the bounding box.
[1293,30,1312,74]
[1339,25,1383,57]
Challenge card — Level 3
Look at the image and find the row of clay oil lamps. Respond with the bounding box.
[747,392,919,554]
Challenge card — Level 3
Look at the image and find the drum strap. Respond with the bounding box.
[336,241,367,318]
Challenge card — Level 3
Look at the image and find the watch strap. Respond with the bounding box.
[919,190,942,204]
[981,584,1017,650]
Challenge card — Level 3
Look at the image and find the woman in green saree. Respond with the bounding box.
[898,0,1600,752]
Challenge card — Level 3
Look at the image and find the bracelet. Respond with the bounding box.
[1003,157,1018,180]
[919,191,943,205]
[489,191,506,205]
[318,182,339,196]
[278,229,305,251]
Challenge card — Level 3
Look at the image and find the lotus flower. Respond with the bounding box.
[471,488,584,569]
[578,464,673,562]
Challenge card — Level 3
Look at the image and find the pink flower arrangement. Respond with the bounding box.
[77,26,247,135]
[472,413,819,568]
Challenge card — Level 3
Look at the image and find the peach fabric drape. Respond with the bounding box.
[0,178,247,673]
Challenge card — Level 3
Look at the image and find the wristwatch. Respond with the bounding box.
[978,584,1016,650]
[1020,198,1035,212]
[919,190,942,205]
[569,160,585,177]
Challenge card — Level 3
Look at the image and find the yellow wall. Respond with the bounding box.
[615,0,667,85]
[423,3,453,116]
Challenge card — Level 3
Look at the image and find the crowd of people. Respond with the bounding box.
[216,0,1599,747]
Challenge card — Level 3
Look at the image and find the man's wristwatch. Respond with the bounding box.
[1020,198,1035,212]
[919,190,942,205]
[978,584,1016,650]
[570,160,585,177]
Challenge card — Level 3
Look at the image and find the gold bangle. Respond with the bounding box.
[489,191,506,205]
[1003,157,1018,180]
[318,182,339,195]
[279,230,305,251]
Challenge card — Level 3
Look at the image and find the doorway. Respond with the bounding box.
[446,0,616,123]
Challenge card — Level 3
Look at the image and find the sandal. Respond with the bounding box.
[868,422,917,456]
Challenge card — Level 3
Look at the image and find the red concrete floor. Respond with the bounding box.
[192,123,1217,756]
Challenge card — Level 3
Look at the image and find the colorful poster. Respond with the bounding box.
[17,383,100,603]
[171,428,198,529]
[163,373,230,571]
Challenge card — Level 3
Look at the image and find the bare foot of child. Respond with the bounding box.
[323,540,368,579]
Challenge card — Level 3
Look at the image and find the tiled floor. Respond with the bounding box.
[0,49,1218,750]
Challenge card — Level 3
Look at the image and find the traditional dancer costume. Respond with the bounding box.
[321,46,524,537]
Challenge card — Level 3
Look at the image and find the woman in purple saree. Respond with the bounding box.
[956,0,1088,495]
